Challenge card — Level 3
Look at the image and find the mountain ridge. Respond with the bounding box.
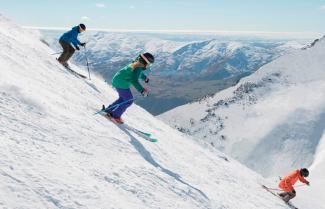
[159,36,325,177]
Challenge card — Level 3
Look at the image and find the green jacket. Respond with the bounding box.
[112,65,147,92]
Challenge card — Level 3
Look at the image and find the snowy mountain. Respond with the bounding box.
[160,35,325,209]
[41,30,306,79]
[159,35,325,178]
[41,30,306,115]
[0,14,304,209]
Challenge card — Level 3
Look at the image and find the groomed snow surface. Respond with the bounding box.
[0,14,299,209]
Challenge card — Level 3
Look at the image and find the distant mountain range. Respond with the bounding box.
[41,30,307,115]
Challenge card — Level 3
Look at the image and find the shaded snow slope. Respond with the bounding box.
[0,14,296,209]
[160,36,325,178]
[160,36,325,209]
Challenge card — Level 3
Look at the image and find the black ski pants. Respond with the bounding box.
[58,40,75,63]
[279,189,296,202]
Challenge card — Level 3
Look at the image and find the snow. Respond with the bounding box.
[294,131,325,208]
[0,14,300,209]
[160,35,325,208]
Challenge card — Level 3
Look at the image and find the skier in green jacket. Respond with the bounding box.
[104,52,155,124]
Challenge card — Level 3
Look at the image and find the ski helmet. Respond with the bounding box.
[139,52,155,65]
[79,23,86,31]
[300,168,309,177]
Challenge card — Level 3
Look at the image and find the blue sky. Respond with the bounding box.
[1,0,325,33]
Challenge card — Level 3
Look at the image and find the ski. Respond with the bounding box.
[94,101,136,115]
[64,66,87,79]
[97,110,157,142]
[261,185,298,209]
[57,58,87,79]
[122,123,157,142]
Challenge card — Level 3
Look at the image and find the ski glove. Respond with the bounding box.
[141,88,149,97]
[80,43,86,47]
[145,77,149,83]
[75,46,80,50]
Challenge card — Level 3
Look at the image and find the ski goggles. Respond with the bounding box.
[139,54,153,70]
[79,26,86,32]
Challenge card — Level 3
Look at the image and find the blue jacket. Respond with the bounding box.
[59,26,81,47]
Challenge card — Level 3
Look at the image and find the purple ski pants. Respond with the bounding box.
[108,88,134,118]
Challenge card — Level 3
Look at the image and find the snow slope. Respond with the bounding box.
[160,34,325,174]
[0,14,297,209]
[160,35,325,208]
[294,131,325,208]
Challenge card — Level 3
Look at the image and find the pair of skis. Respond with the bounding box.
[97,109,157,143]
[57,58,88,79]
[261,185,298,209]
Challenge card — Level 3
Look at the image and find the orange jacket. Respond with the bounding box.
[279,170,309,192]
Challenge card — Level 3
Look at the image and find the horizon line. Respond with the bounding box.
[23,26,323,39]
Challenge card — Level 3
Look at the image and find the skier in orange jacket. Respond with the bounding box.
[278,168,310,202]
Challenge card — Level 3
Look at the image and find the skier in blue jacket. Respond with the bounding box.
[57,24,86,68]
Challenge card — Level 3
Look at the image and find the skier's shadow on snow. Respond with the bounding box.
[84,80,101,93]
[117,126,209,201]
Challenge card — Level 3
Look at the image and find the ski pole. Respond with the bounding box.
[51,51,62,55]
[83,46,91,80]
[265,187,282,191]
[105,98,137,111]
[265,184,307,192]
[94,98,137,115]
[295,184,308,188]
